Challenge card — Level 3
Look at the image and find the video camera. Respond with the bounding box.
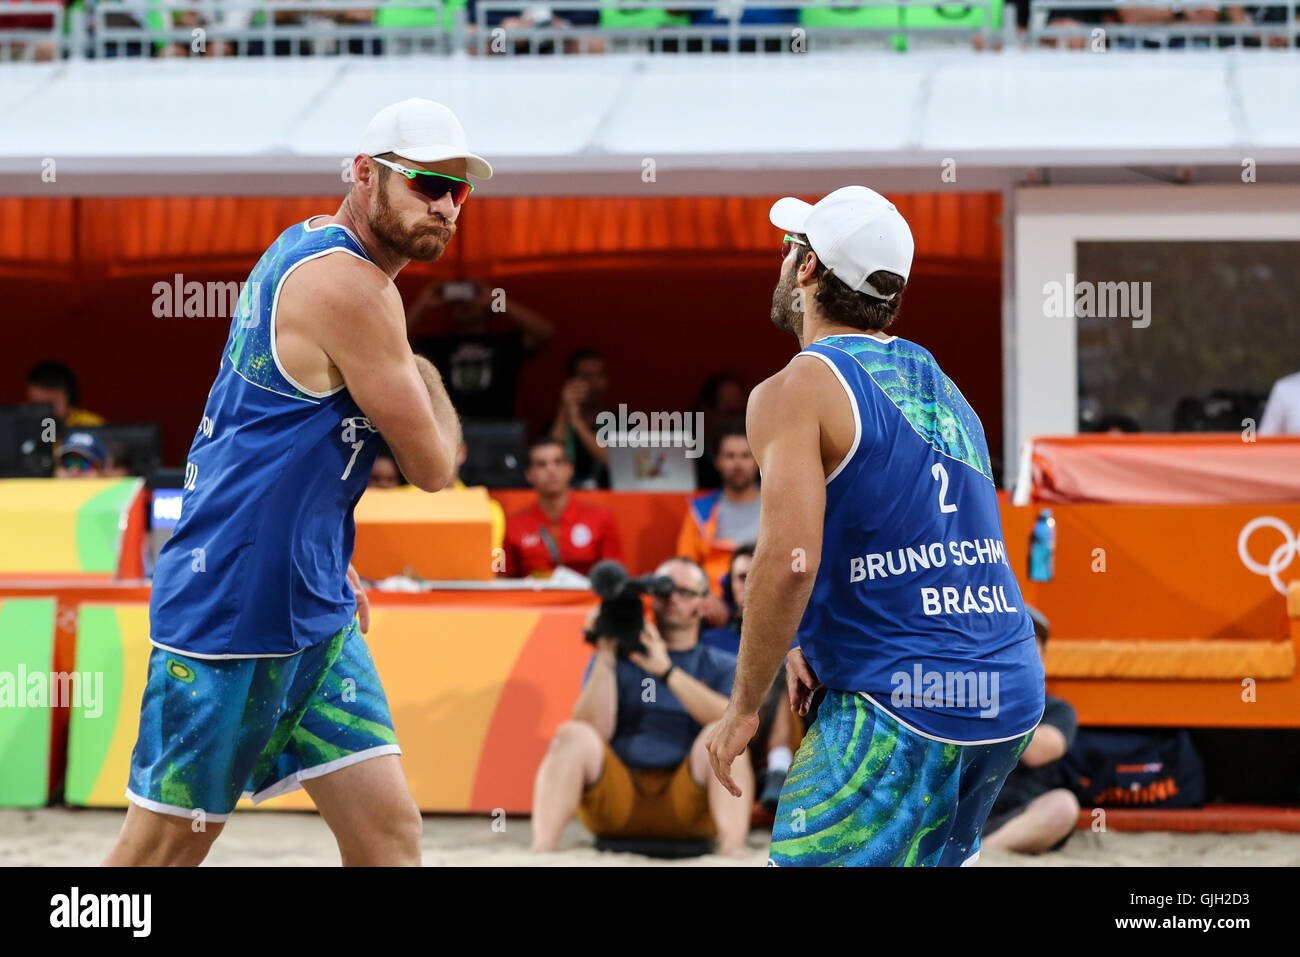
[585,560,675,659]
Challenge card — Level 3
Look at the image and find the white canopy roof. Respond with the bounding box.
[1,49,1298,195]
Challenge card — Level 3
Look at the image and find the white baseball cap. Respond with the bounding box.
[360,98,493,180]
[769,186,914,300]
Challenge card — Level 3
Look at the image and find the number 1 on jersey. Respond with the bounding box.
[931,462,958,514]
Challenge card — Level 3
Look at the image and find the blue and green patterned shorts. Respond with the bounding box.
[126,618,400,821]
[768,691,1030,866]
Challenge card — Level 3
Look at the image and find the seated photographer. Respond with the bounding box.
[529,558,754,855]
[982,606,1080,854]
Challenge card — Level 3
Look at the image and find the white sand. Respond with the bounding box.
[3,807,1299,866]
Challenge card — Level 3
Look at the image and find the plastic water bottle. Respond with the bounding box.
[1029,509,1056,582]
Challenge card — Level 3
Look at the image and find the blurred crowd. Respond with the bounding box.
[3,0,1296,62]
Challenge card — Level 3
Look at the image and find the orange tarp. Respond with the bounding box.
[1022,434,1300,505]
[0,193,1002,275]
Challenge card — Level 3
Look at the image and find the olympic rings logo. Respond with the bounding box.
[1237,517,1299,596]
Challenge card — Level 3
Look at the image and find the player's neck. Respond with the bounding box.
[800,318,892,350]
[327,200,410,279]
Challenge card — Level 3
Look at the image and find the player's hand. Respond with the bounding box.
[629,620,672,677]
[707,707,760,798]
[786,646,820,717]
[347,563,370,634]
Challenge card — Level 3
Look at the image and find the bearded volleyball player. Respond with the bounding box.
[706,187,1045,866]
[104,99,488,866]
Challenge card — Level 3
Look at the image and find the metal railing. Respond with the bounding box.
[1,0,1296,59]
[0,1,67,60]
[90,0,454,58]
[470,0,1010,56]
[1028,0,1299,47]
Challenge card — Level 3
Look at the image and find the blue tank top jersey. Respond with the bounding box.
[149,219,383,658]
[796,334,1044,744]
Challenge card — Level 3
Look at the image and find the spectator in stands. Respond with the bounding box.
[368,443,405,488]
[700,542,794,808]
[25,359,106,430]
[100,437,134,477]
[677,423,759,626]
[55,431,108,478]
[0,0,62,60]
[982,606,1080,854]
[692,372,748,489]
[1259,368,1300,434]
[700,542,752,654]
[549,348,612,489]
[502,438,621,577]
[530,556,752,855]
[463,1,603,55]
[409,279,554,421]
[687,5,797,53]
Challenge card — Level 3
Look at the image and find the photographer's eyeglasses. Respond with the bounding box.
[672,585,709,600]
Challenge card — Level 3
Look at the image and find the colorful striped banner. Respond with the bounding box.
[0,478,143,575]
[64,602,595,814]
[0,597,57,807]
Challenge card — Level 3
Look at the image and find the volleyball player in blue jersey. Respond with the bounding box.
[105,100,489,866]
[707,187,1045,866]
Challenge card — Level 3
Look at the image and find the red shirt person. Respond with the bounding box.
[502,439,622,578]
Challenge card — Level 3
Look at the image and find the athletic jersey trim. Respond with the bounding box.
[226,355,322,406]
[818,339,996,487]
[302,216,366,249]
[269,247,372,400]
[796,350,861,486]
[857,691,1044,747]
[814,332,896,344]
[148,637,305,661]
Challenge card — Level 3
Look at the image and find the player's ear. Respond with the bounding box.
[798,249,819,282]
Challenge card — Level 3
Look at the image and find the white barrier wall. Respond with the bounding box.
[1009,183,1300,485]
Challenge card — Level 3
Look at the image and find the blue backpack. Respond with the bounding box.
[1058,729,1206,808]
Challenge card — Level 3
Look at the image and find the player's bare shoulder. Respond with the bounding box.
[284,249,401,339]
[750,352,843,422]
[747,350,855,475]
[274,244,402,393]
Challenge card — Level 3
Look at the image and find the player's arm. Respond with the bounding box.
[413,354,463,458]
[308,256,459,492]
[730,361,828,715]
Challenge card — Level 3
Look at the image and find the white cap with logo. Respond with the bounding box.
[360,98,493,179]
[769,186,914,300]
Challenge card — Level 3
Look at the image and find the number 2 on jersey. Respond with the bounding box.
[931,462,958,514]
